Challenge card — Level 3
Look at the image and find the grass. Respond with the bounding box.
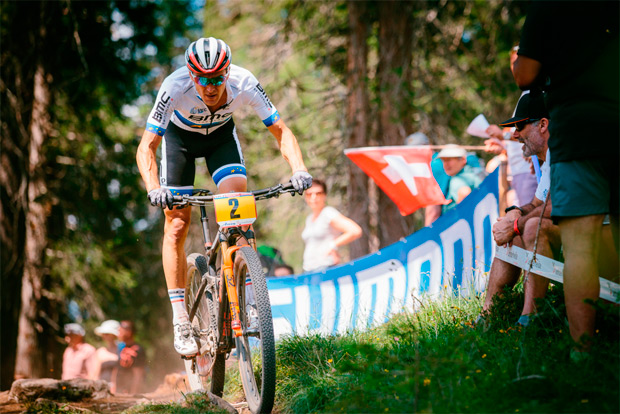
[275,283,620,413]
[108,282,619,413]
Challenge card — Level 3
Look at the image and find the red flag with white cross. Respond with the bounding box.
[344,146,449,216]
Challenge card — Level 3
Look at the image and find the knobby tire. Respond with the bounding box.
[234,246,276,414]
[184,253,219,392]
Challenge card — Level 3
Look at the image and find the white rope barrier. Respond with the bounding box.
[495,245,620,304]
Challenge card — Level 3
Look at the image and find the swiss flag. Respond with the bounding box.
[345,146,449,216]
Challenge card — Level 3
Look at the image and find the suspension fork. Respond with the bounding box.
[220,241,243,337]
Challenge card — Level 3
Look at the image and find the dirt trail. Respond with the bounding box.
[0,374,190,414]
[0,389,186,413]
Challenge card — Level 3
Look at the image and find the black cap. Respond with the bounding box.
[499,92,549,127]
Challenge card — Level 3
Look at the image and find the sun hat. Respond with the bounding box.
[94,320,120,337]
[64,323,86,337]
[499,92,549,127]
[405,132,430,146]
[437,144,467,159]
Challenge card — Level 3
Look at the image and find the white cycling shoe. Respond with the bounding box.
[174,321,199,356]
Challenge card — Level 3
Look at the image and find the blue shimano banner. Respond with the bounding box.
[267,169,499,339]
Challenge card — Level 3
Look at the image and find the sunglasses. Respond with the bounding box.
[192,73,227,86]
[514,118,540,132]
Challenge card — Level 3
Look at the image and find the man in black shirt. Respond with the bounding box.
[513,1,619,353]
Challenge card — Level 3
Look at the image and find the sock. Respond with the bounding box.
[168,288,189,324]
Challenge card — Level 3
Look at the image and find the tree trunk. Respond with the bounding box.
[0,1,39,390]
[15,2,60,380]
[346,0,372,258]
[375,1,416,247]
[15,61,57,379]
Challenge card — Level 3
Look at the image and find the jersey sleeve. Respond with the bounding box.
[145,77,177,136]
[244,74,281,127]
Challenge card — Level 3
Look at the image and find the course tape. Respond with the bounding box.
[495,245,620,304]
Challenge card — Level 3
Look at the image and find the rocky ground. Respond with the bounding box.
[0,375,189,414]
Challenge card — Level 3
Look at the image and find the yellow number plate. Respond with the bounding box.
[213,192,257,228]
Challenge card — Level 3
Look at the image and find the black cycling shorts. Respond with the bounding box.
[159,119,246,195]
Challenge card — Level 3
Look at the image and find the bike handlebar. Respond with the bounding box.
[171,182,297,206]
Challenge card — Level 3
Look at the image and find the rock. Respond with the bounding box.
[9,378,111,403]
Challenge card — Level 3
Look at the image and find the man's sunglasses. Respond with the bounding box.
[514,118,540,132]
[192,73,227,87]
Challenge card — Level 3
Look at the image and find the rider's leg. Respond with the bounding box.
[218,176,247,193]
[163,206,192,293]
[163,206,198,355]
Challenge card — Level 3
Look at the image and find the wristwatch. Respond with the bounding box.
[505,205,524,214]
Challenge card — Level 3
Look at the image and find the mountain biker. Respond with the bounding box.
[136,37,313,356]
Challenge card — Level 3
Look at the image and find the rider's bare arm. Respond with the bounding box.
[267,119,307,173]
[136,129,162,192]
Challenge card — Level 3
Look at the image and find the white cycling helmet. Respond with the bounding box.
[185,37,231,75]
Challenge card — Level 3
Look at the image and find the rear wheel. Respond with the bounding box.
[184,253,219,392]
[234,246,276,413]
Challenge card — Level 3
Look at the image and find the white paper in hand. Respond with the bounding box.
[466,114,490,138]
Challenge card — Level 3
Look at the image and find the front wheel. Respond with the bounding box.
[234,246,276,414]
[184,253,219,392]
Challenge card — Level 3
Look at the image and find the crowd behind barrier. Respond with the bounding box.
[266,170,499,339]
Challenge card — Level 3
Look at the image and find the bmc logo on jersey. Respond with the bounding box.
[187,112,232,124]
[152,92,172,122]
[255,84,273,109]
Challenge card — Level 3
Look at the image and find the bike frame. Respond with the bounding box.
[175,183,296,351]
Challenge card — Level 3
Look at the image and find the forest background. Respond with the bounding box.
[1,0,527,391]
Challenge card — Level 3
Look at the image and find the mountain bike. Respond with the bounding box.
[172,182,297,414]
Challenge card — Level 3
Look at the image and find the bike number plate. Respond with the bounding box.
[213,192,257,228]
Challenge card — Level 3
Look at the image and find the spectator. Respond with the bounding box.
[513,1,619,352]
[302,179,362,272]
[437,145,482,213]
[273,264,295,277]
[484,46,538,208]
[405,133,483,225]
[61,323,96,380]
[93,320,120,392]
[257,245,285,276]
[406,132,448,226]
[482,93,557,325]
[116,320,146,395]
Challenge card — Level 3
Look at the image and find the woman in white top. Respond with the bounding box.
[301,179,362,272]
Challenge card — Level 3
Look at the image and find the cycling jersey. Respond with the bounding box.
[146,64,281,136]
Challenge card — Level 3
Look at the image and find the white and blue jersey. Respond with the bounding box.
[146,64,280,136]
